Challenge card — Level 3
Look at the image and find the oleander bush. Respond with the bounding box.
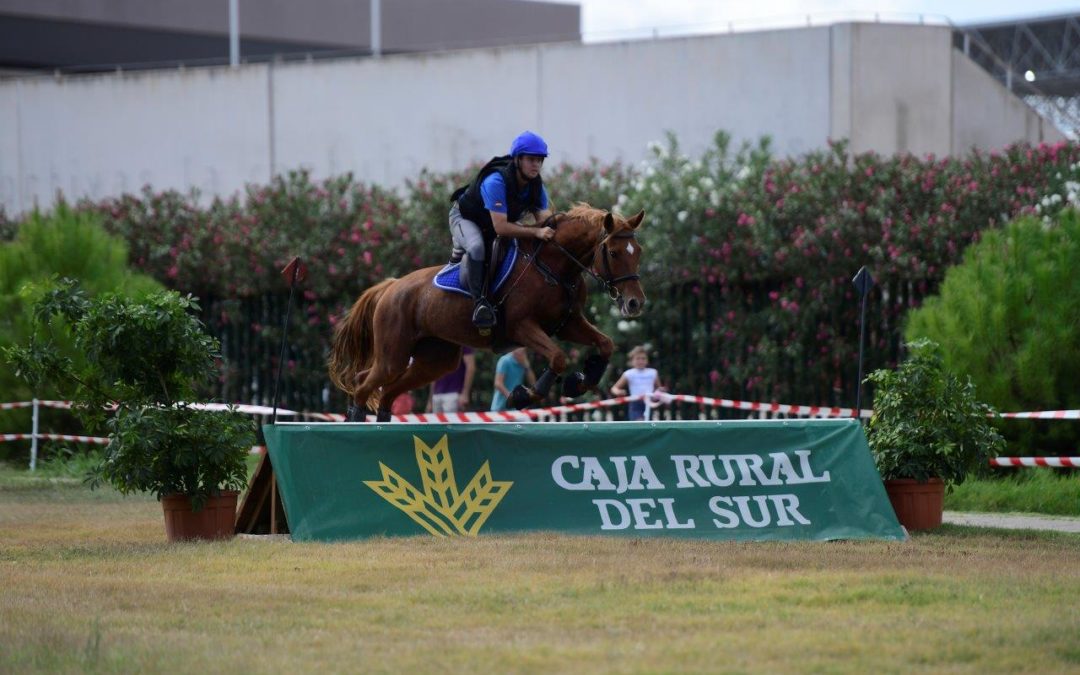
[3,133,1069,428]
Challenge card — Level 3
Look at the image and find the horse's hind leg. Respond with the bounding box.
[376,339,463,420]
[349,344,414,422]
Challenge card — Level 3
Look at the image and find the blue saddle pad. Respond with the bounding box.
[433,240,519,297]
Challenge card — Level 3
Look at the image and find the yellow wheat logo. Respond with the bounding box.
[364,435,512,536]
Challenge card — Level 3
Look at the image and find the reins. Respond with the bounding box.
[494,211,640,337]
[541,213,640,301]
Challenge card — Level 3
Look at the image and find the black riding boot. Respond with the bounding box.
[467,257,495,329]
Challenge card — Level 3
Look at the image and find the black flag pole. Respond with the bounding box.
[272,257,308,425]
[852,266,875,425]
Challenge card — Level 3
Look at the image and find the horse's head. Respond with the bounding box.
[595,209,646,318]
[554,205,647,318]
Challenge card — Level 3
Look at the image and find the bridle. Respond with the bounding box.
[542,215,641,302]
[495,212,642,337]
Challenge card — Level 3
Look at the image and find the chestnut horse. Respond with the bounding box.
[328,204,647,421]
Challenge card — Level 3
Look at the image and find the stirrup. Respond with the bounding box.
[472,300,495,330]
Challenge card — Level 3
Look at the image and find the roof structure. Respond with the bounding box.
[955,13,1080,137]
[0,0,580,74]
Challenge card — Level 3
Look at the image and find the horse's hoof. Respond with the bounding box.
[375,410,392,423]
[509,385,533,410]
[561,371,586,398]
[346,404,365,422]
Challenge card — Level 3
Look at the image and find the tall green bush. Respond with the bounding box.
[905,209,1080,455]
[0,205,160,461]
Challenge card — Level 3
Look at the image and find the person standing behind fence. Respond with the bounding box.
[427,347,476,413]
[490,347,536,412]
[610,346,665,421]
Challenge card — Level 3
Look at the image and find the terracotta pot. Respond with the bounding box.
[161,491,239,542]
[883,478,945,531]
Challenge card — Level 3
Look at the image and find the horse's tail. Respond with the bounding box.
[328,278,396,399]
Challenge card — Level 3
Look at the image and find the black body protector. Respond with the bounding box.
[450,155,545,331]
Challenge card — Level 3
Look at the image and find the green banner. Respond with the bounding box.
[264,419,904,542]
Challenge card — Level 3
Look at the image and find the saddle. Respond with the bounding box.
[433,237,519,298]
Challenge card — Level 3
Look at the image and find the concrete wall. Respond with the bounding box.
[0,23,1063,217]
[846,23,955,156]
[1,67,271,214]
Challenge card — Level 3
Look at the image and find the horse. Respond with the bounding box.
[328,204,646,421]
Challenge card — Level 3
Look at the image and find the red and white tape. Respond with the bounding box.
[0,401,33,411]
[997,410,1080,420]
[3,398,1079,426]
[990,457,1080,467]
[1,433,109,445]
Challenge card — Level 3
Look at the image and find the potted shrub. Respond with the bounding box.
[3,279,254,541]
[864,338,1005,530]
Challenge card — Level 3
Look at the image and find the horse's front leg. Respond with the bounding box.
[556,312,616,398]
[505,320,568,408]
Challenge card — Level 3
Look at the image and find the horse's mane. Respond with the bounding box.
[562,203,609,230]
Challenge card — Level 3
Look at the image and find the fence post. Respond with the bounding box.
[30,398,39,471]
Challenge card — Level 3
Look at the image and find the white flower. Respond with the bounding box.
[736,166,751,181]
[616,193,628,206]
[677,210,688,222]
[687,186,700,202]
[700,176,715,189]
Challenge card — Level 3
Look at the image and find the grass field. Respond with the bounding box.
[946,468,1080,516]
[2,470,1079,674]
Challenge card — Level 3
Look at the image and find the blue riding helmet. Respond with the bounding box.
[510,131,549,157]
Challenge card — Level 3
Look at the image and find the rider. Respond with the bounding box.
[449,130,557,329]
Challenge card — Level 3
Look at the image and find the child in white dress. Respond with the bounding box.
[610,346,665,421]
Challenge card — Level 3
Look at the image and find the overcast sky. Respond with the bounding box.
[569,0,1079,40]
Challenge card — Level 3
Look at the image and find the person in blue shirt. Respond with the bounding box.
[490,348,536,412]
[449,131,557,330]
